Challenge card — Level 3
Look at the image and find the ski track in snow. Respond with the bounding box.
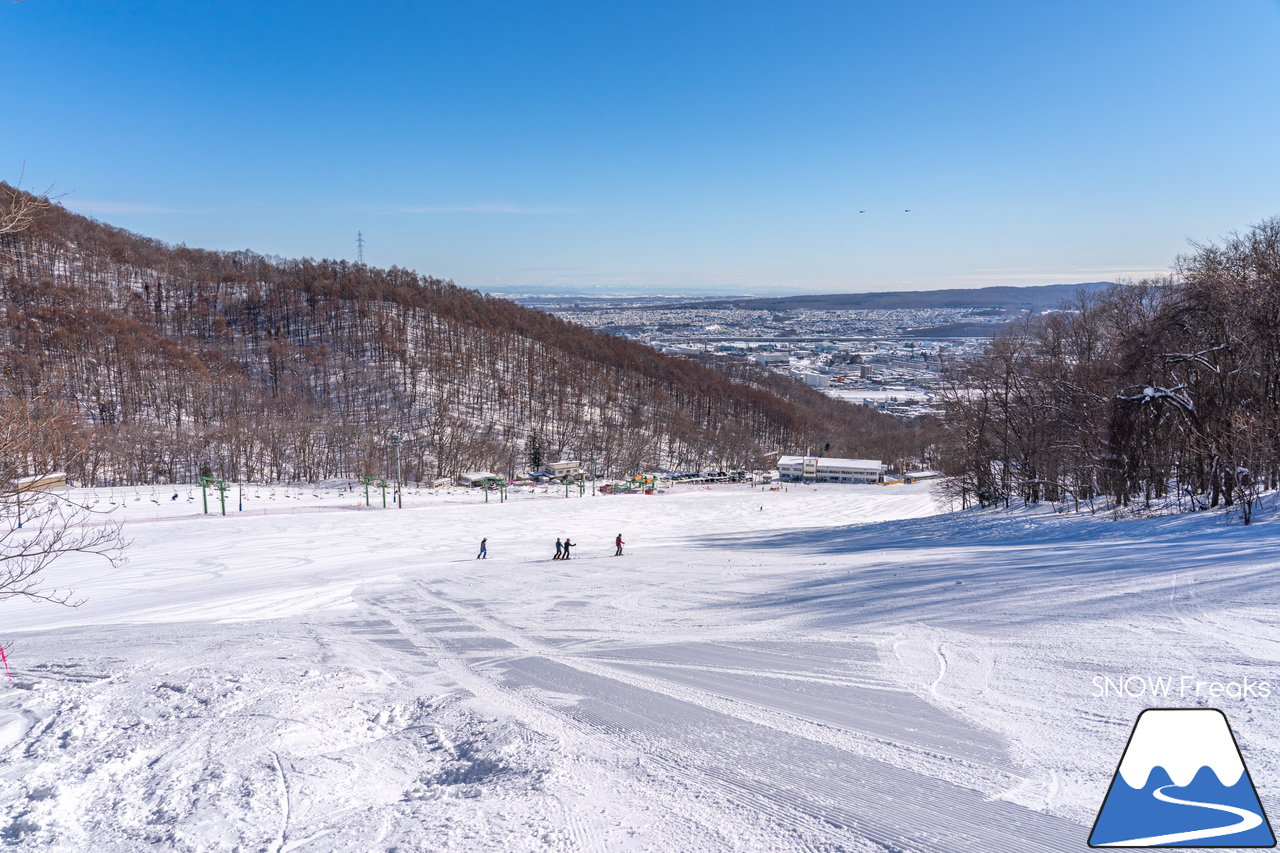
[4,482,1280,850]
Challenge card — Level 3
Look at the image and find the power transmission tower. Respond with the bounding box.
[356,231,365,265]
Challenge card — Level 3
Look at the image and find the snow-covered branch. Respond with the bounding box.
[1117,384,1195,413]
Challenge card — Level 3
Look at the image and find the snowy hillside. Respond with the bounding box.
[4,483,1280,850]
[0,192,921,485]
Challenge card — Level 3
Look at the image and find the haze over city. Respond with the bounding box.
[7,0,1280,295]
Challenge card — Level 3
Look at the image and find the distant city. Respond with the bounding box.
[517,294,1020,420]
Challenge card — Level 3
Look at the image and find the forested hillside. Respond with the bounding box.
[0,185,924,485]
[942,218,1280,521]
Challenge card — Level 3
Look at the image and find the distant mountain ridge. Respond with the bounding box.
[677,282,1116,312]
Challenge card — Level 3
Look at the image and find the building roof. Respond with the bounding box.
[16,472,67,484]
[776,456,882,469]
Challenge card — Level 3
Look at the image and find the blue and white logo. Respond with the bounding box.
[1089,708,1275,847]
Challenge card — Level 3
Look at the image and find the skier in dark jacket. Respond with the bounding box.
[477,538,487,559]
[562,537,575,559]
[554,538,563,560]
[615,533,624,556]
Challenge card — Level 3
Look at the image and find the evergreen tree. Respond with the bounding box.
[525,431,544,472]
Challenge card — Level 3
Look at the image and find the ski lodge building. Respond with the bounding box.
[544,460,583,479]
[776,456,883,484]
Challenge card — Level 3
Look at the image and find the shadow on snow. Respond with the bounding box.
[695,506,1280,630]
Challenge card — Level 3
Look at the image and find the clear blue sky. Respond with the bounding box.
[6,0,1280,295]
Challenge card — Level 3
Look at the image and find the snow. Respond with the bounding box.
[776,455,882,469]
[825,388,937,403]
[15,473,67,486]
[4,482,1280,850]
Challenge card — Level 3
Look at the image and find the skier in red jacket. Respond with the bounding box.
[615,533,624,556]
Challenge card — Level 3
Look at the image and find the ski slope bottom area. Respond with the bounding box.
[4,483,1280,851]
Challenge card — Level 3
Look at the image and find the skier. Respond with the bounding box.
[477,537,487,560]
[615,533,624,556]
[554,537,563,560]
[562,537,575,559]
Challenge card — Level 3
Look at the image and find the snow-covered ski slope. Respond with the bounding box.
[4,482,1280,851]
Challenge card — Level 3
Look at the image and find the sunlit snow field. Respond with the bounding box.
[4,482,1280,851]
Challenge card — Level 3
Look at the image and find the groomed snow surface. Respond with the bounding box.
[4,482,1280,851]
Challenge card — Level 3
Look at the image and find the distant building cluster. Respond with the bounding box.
[541,302,997,420]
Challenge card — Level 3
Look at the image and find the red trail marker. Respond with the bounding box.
[0,646,10,682]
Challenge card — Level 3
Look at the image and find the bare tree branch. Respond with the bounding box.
[1,398,126,606]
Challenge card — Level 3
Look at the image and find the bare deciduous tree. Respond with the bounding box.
[1,398,125,605]
[943,218,1280,523]
[0,179,51,237]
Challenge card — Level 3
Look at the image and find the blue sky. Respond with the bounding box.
[6,0,1280,295]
